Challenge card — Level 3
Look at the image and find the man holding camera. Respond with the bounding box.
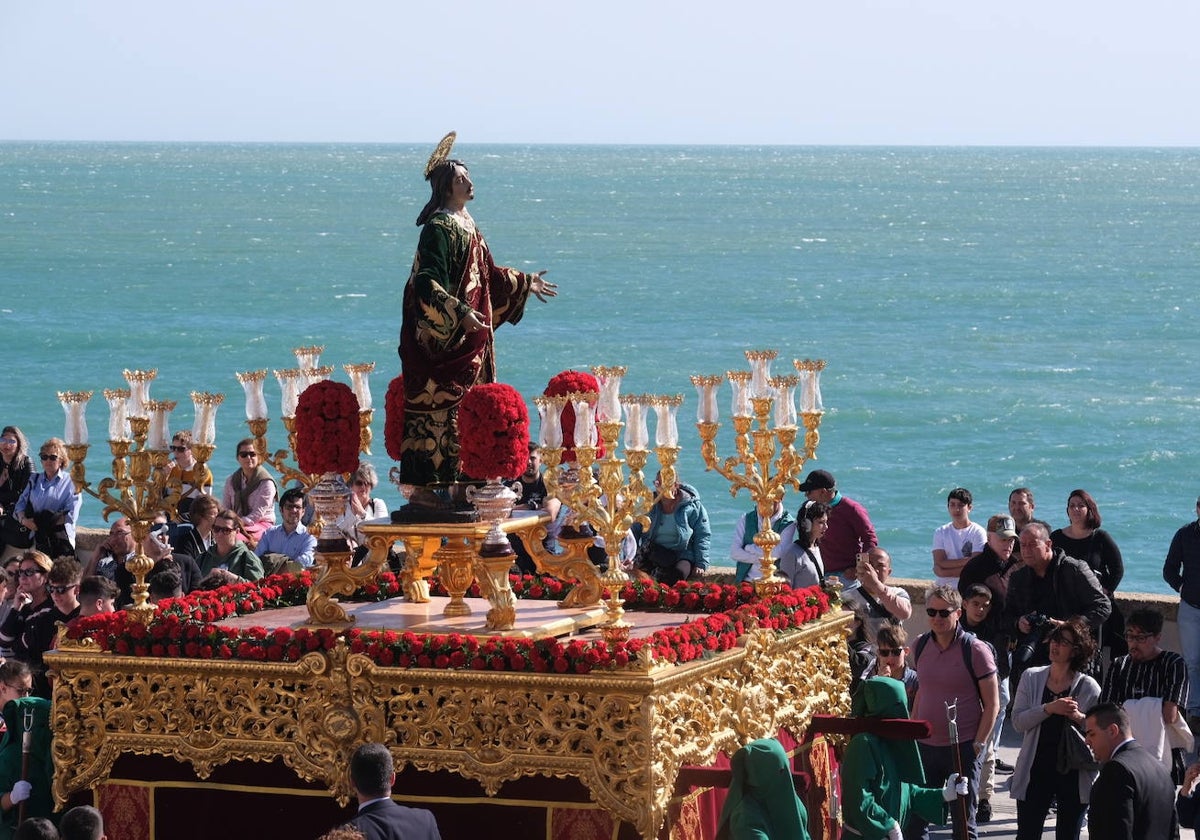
[1004,521,1110,681]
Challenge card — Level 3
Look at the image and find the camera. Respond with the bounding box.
[1013,612,1051,669]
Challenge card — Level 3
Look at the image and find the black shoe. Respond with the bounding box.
[994,757,1015,774]
[977,800,992,823]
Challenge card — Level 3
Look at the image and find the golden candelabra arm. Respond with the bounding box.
[358,409,374,455]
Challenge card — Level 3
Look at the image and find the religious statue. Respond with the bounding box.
[396,132,557,508]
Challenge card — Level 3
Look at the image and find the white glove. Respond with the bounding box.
[886,822,903,840]
[9,780,31,804]
[942,773,968,802]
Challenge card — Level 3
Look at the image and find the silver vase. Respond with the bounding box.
[465,477,518,556]
[308,471,352,544]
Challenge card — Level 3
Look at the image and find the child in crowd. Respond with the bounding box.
[959,583,1012,822]
[856,623,918,709]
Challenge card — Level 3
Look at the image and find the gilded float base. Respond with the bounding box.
[48,606,851,840]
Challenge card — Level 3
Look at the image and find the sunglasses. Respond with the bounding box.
[926,607,955,618]
[212,525,236,535]
[38,453,59,461]
[17,568,45,577]
[237,451,257,458]
[0,438,17,445]
[169,445,188,452]
[877,647,903,657]
[48,584,77,595]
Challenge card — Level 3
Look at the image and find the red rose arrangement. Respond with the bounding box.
[384,374,405,461]
[543,370,604,461]
[295,380,360,475]
[457,383,529,480]
[64,571,831,674]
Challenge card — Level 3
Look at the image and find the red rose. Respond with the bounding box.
[457,383,530,480]
[295,380,361,474]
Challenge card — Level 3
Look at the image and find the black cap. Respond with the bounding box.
[798,469,836,492]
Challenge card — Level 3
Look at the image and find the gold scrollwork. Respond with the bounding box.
[47,609,852,839]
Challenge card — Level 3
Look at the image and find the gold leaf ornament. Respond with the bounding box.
[424,131,457,179]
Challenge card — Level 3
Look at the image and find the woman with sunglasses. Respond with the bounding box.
[13,438,81,557]
[0,551,54,664]
[335,462,389,563]
[0,427,34,559]
[197,509,265,586]
[220,439,276,547]
[165,430,213,523]
[1010,616,1100,840]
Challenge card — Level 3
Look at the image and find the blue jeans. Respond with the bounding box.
[1178,600,1200,716]
[979,670,1010,800]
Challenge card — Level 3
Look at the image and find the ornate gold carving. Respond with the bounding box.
[47,612,851,839]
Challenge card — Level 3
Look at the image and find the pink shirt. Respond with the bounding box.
[911,625,996,747]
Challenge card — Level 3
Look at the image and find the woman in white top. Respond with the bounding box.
[336,463,389,563]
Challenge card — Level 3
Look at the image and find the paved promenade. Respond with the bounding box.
[926,720,1197,839]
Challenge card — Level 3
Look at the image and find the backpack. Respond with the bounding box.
[911,629,995,704]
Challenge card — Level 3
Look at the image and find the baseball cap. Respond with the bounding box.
[987,514,1018,539]
[797,469,836,492]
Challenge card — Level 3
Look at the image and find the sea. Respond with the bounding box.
[3,141,1198,596]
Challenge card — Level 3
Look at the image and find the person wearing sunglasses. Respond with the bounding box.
[0,551,53,665]
[13,438,81,558]
[856,623,918,710]
[0,426,34,560]
[197,509,265,587]
[907,584,999,840]
[21,556,81,698]
[165,430,214,524]
[220,438,276,548]
[1009,617,1100,840]
[334,463,390,566]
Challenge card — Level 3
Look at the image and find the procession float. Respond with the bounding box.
[45,346,852,839]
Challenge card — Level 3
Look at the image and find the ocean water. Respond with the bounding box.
[2,142,1199,595]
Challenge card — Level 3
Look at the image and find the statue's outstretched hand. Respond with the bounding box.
[530,271,557,302]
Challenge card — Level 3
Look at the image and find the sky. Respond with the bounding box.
[2,1,1198,146]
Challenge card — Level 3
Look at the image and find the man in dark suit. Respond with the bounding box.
[1083,702,1179,840]
[338,743,441,840]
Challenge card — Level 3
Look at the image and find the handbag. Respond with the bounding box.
[0,512,33,550]
[1057,720,1098,773]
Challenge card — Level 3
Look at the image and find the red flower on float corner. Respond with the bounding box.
[295,380,361,475]
[543,370,604,461]
[384,374,405,462]
[457,383,529,480]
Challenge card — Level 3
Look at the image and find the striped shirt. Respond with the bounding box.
[1101,650,1189,709]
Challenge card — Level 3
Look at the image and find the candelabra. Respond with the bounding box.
[235,346,375,500]
[58,371,224,623]
[536,367,682,644]
[692,351,826,594]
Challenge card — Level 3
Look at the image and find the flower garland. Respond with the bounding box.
[384,374,405,462]
[456,383,529,480]
[543,370,604,461]
[295,380,361,475]
[65,574,831,674]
